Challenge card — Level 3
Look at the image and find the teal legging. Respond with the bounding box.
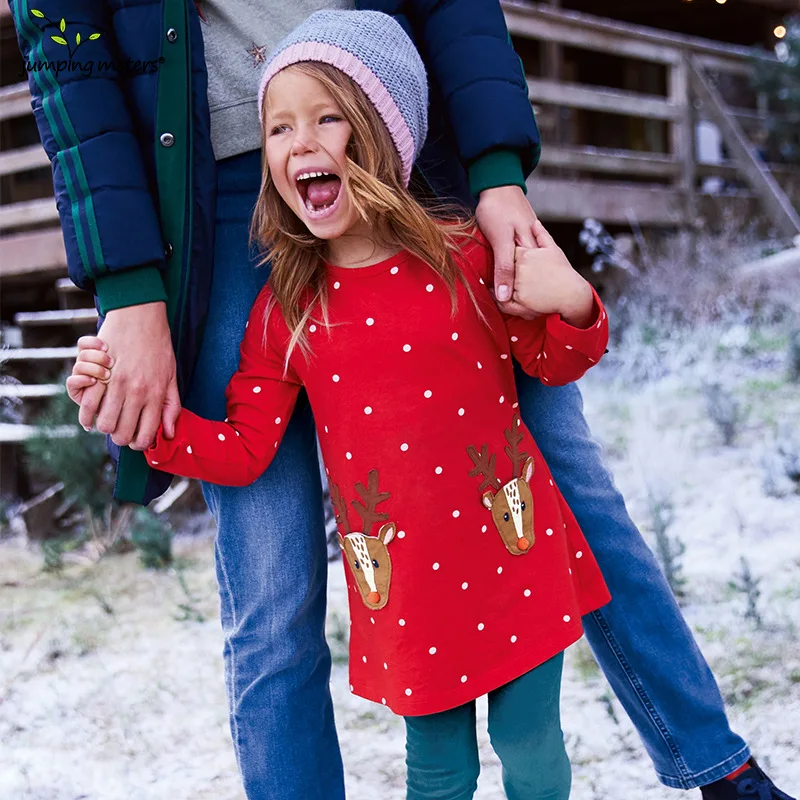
[404,653,570,800]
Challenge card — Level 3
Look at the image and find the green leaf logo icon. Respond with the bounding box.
[75,32,81,45]
[30,8,44,17]
[51,35,67,45]
[89,33,101,40]
[59,18,66,32]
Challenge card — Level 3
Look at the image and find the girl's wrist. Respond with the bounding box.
[558,283,595,329]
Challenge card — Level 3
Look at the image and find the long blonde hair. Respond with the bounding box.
[251,62,483,364]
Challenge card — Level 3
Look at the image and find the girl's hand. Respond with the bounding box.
[66,337,113,413]
[513,220,595,328]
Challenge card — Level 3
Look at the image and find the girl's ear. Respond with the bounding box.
[378,522,396,546]
[523,457,535,483]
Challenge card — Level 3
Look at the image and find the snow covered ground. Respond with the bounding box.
[1,319,798,800]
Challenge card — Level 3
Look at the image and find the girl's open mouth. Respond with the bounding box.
[295,170,343,218]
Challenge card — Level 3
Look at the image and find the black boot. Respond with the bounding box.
[701,759,795,800]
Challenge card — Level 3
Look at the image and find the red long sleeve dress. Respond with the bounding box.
[146,234,611,716]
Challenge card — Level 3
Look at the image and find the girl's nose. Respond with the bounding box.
[291,131,318,156]
[368,591,381,604]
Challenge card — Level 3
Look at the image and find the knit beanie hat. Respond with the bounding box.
[257,10,428,186]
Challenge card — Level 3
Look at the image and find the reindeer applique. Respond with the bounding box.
[332,470,397,610]
[467,414,536,556]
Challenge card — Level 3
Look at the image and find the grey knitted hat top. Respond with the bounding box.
[257,10,428,185]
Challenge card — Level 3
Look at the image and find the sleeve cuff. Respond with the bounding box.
[468,150,527,197]
[545,287,609,362]
[95,265,167,315]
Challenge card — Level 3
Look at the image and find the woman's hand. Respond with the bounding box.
[513,220,595,328]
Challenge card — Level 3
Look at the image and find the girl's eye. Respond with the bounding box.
[372,559,379,569]
[353,561,360,570]
[503,512,510,522]
[269,124,288,136]
[320,114,341,124]
[521,502,526,511]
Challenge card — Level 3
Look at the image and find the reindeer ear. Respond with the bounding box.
[481,490,495,510]
[338,533,346,551]
[523,457,535,483]
[378,522,396,545]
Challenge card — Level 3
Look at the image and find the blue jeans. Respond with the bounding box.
[189,150,747,798]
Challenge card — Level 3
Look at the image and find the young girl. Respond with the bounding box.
[70,11,610,799]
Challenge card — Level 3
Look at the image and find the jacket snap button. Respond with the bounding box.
[164,242,174,260]
[166,28,178,43]
[160,132,175,147]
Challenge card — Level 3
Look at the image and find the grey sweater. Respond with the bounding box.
[201,0,354,161]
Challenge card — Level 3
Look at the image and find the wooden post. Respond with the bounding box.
[669,51,697,230]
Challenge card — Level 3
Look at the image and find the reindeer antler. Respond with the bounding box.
[352,470,390,535]
[504,414,530,478]
[330,483,351,535]
[467,444,502,491]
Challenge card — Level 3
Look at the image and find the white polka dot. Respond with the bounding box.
[399,619,406,626]
[458,408,465,416]
[546,528,554,536]
[253,386,262,394]
[435,466,443,475]
[333,281,341,289]
[324,425,329,433]
[511,336,519,342]
[432,562,440,570]
[461,582,468,590]
[479,277,485,284]
[400,443,409,452]
[235,430,240,437]
[569,568,572,575]
[497,567,503,575]
[186,445,193,455]
[309,324,317,333]
[370,617,375,625]
[499,395,505,404]
[218,433,225,441]
[461,675,468,683]
[364,406,372,415]
[565,345,573,350]
[332,374,340,382]
[390,266,399,275]
[477,623,485,631]
[384,662,388,670]
[524,589,531,597]
[477,361,483,369]
[597,319,602,328]
[275,417,281,425]
[481,525,487,533]
[543,352,548,359]
[381,698,387,705]
[397,530,406,539]
[576,551,583,559]
[366,317,374,326]
[405,688,413,696]
[563,615,571,623]
[403,344,411,352]
[429,647,437,655]
[452,510,460,518]
[362,655,367,663]
[500,354,508,360]
[510,635,517,643]
[426,284,434,292]
[346,452,352,460]
[349,684,353,691]
[549,479,554,486]
[512,402,519,409]
[543,377,549,383]
[588,357,596,363]
[245,321,249,329]
[151,461,159,466]
[451,332,458,341]
[274,441,278,449]
[424,390,432,398]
